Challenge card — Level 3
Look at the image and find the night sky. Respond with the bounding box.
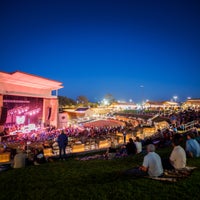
[0,0,200,103]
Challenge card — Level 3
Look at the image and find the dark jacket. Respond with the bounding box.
[126,139,137,155]
[58,132,68,148]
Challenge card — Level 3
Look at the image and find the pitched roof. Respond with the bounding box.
[184,99,200,105]
[145,101,164,106]
[0,71,63,90]
[145,101,178,106]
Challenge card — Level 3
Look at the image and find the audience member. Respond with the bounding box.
[104,148,116,160]
[33,149,46,165]
[13,147,27,169]
[57,130,68,160]
[134,136,142,154]
[106,145,128,159]
[126,138,137,155]
[169,134,186,170]
[186,132,200,158]
[124,144,163,177]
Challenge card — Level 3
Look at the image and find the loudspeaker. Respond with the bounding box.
[47,107,52,120]
[0,107,8,125]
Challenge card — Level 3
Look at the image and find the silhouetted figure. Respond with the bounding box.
[57,130,68,160]
[126,138,137,155]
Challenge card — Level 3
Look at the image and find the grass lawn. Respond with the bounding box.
[0,147,200,200]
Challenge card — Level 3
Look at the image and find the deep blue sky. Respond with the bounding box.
[0,0,200,103]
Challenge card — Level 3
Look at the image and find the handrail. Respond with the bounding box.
[183,120,197,131]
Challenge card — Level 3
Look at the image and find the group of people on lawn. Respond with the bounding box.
[125,131,200,178]
[12,130,68,168]
[11,129,200,179]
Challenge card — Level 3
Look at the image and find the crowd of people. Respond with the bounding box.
[0,108,199,178]
[124,130,200,178]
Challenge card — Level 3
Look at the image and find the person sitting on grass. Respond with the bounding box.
[169,134,186,170]
[161,133,187,171]
[126,138,137,155]
[134,136,142,154]
[33,149,46,165]
[105,145,128,159]
[186,132,200,158]
[115,145,128,158]
[12,147,27,169]
[124,144,163,177]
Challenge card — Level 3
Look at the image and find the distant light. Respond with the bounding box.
[102,99,109,105]
[187,97,191,100]
[173,96,178,102]
[137,104,142,110]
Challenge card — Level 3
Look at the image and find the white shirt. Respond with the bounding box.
[13,152,27,168]
[170,145,186,169]
[135,141,142,153]
[143,152,163,177]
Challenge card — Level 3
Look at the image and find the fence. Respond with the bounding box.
[182,120,197,132]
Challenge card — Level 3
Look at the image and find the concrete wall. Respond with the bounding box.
[43,98,59,128]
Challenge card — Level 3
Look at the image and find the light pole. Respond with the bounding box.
[173,96,178,102]
[140,85,144,109]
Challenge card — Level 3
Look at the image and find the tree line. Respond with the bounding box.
[58,94,116,110]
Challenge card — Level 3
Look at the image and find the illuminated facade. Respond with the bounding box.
[0,71,63,129]
[144,101,178,110]
[109,102,137,111]
[182,99,200,109]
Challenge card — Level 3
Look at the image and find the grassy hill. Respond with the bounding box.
[0,147,200,200]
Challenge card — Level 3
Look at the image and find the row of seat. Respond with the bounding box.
[0,134,135,163]
[43,140,112,157]
[0,152,11,163]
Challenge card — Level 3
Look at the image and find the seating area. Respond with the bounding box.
[98,140,111,148]
[0,152,11,163]
[43,148,54,157]
[72,144,85,153]
[116,132,135,144]
[83,119,125,128]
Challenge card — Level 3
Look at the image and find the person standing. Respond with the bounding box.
[123,131,126,144]
[57,130,68,160]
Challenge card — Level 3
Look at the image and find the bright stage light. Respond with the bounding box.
[16,116,26,125]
